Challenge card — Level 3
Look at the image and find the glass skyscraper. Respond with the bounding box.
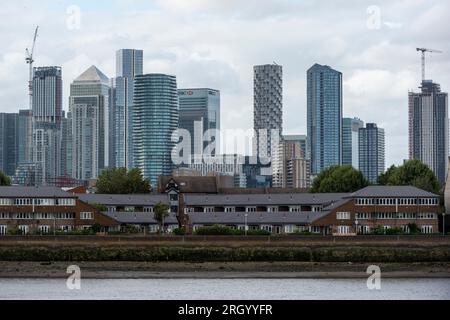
[114,49,143,169]
[307,63,342,175]
[359,123,385,184]
[342,117,364,169]
[409,80,448,185]
[133,74,179,186]
[0,113,19,176]
[178,88,220,159]
[69,65,111,180]
[18,109,32,165]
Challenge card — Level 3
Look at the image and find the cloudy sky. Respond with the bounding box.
[0,0,449,166]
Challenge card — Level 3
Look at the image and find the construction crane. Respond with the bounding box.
[25,26,39,111]
[416,47,442,81]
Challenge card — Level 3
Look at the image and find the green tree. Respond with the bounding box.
[95,167,151,194]
[0,171,11,186]
[153,202,170,234]
[310,165,369,193]
[377,159,440,194]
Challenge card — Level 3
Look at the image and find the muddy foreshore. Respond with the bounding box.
[1,261,449,279]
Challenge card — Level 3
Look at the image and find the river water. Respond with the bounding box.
[0,278,449,300]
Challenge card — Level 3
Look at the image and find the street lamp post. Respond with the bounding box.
[443,212,446,236]
[244,213,248,236]
[354,219,359,235]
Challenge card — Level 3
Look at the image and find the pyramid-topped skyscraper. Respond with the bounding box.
[69,65,111,180]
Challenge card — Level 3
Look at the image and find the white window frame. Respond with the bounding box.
[80,212,94,220]
[336,212,351,220]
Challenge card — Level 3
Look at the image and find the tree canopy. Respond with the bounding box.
[95,167,151,194]
[310,165,369,193]
[377,159,440,193]
[0,171,11,186]
[153,202,170,234]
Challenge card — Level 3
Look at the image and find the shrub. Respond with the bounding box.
[173,227,186,236]
[385,227,404,235]
[195,225,234,235]
[246,229,271,236]
[408,222,421,234]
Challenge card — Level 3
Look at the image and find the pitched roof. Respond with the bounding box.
[158,176,220,193]
[0,186,76,198]
[349,186,438,198]
[102,212,178,224]
[78,194,168,206]
[188,211,330,225]
[183,193,349,206]
[74,65,109,84]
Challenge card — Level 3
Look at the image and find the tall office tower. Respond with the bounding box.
[178,88,220,159]
[32,66,63,184]
[342,117,364,169]
[307,64,343,176]
[409,80,448,185]
[359,123,385,184]
[69,65,111,181]
[18,109,33,164]
[0,113,19,176]
[114,49,143,169]
[253,64,283,160]
[133,74,179,186]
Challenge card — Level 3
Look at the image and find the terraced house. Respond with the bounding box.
[0,186,117,235]
[0,183,441,236]
[180,186,440,235]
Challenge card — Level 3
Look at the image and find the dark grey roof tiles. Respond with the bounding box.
[349,186,438,198]
[188,211,330,225]
[102,212,178,224]
[0,186,76,198]
[78,194,168,206]
[183,193,349,206]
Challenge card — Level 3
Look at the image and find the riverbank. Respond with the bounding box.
[1,261,450,279]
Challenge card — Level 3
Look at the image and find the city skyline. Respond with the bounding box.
[0,1,449,168]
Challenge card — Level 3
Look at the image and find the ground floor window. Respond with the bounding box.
[59,225,73,232]
[401,225,410,234]
[310,226,321,234]
[421,225,433,234]
[38,225,50,234]
[19,225,29,235]
[0,225,6,235]
[357,225,371,234]
[284,225,295,233]
[261,225,273,232]
[337,225,350,234]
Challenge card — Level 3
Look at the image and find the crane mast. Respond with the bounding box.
[26,26,39,112]
[416,47,442,81]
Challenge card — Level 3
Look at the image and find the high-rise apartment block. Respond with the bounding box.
[307,64,342,176]
[409,80,448,185]
[133,74,179,186]
[359,123,385,184]
[342,117,364,169]
[32,66,63,184]
[253,64,283,160]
